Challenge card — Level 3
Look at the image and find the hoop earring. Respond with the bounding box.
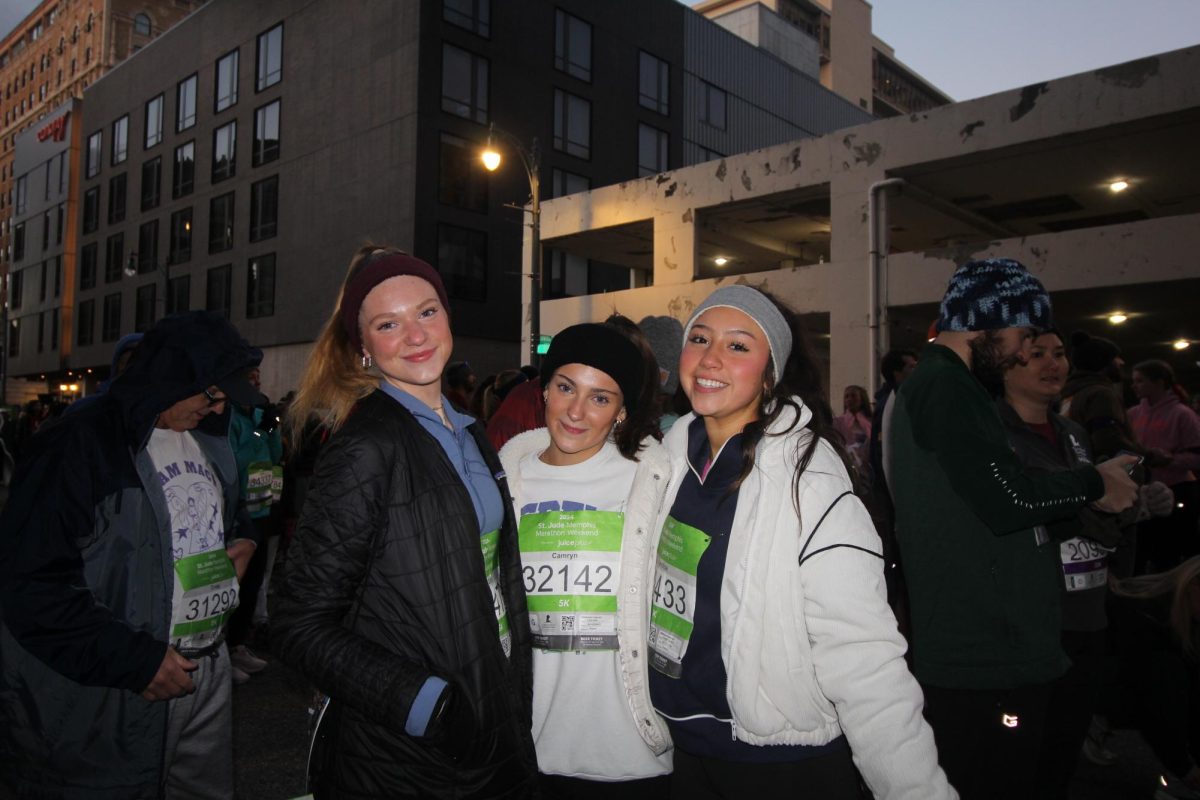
[361,353,373,369]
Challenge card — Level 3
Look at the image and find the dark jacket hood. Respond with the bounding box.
[107,311,262,446]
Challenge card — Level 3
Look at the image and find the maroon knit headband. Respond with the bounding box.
[339,253,450,350]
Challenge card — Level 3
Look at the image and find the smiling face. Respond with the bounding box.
[541,363,625,466]
[156,386,227,431]
[1004,332,1067,407]
[679,306,772,435]
[359,275,452,407]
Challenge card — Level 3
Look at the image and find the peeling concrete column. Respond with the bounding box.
[826,169,879,403]
[652,210,696,287]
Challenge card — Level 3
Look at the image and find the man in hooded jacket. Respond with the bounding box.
[0,311,265,799]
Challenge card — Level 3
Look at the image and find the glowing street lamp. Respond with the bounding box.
[481,123,542,363]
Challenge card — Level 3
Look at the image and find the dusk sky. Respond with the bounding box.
[3,0,1199,102]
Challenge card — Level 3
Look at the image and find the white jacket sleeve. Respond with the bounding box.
[797,470,958,800]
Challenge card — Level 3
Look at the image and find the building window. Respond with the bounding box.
[37,311,45,353]
[167,275,190,314]
[215,49,238,112]
[133,13,151,36]
[437,224,487,301]
[699,81,726,130]
[438,132,487,212]
[639,51,669,115]
[444,0,489,36]
[252,100,280,166]
[58,152,66,193]
[208,192,235,253]
[212,120,236,182]
[82,189,99,233]
[134,283,156,332]
[56,203,64,244]
[249,176,278,241]
[173,141,194,197]
[14,175,27,214]
[637,125,668,175]
[7,318,19,358]
[54,256,62,298]
[105,233,124,283]
[9,269,22,310]
[141,156,162,210]
[206,264,232,318]
[169,207,192,263]
[553,89,590,159]
[545,250,587,299]
[41,212,50,251]
[144,94,163,148]
[550,168,590,199]
[107,173,127,224]
[256,23,283,91]
[176,73,197,131]
[86,130,102,177]
[77,299,94,346]
[111,114,128,164]
[102,293,122,342]
[80,242,97,290]
[554,10,591,81]
[246,253,275,318]
[12,224,26,262]
[138,220,159,274]
[441,44,488,123]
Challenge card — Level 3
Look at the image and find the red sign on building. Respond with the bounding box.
[37,113,70,143]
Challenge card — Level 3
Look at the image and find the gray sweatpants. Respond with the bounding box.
[162,644,235,800]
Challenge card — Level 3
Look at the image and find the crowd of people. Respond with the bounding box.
[0,249,1197,800]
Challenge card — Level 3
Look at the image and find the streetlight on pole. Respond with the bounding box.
[480,122,542,364]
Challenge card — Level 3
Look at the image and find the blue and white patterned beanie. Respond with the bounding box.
[936,258,1052,332]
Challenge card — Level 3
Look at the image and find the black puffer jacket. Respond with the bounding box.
[274,390,537,799]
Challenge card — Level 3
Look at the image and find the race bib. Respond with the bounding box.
[519,509,623,650]
[246,460,275,515]
[170,549,240,651]
[481,530,512,658]
[648,516,711,678]
[1060,537,1109,592]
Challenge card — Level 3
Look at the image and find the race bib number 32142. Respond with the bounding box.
[519,509,624,651]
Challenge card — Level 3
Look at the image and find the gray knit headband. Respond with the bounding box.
[682,285,793,386]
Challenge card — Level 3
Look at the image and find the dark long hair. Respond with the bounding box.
[609,316,663,459]
[727,290,853,510]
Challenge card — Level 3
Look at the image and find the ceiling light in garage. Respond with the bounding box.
[1109,180,1129,192]
[1108,312,1128,324]
[1173,339,1191,350]
[714,256,729,266]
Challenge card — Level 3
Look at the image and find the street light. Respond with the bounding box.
[125,251,171,312]
[481,122,542,364]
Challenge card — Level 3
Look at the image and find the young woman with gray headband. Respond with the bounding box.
[645,285,956,799]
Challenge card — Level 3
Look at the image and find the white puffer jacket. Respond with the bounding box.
[499,429,674,755]
[656,402,957,800]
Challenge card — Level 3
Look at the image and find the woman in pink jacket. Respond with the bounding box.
[1129,359,1200,571]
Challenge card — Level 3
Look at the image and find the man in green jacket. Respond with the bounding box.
[889,258,1138,799]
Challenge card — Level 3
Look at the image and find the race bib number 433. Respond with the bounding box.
[519,510,623,651]
[648,516,711,678]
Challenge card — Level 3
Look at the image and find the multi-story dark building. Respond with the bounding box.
[65,0,867,394]
[0,0,207,402]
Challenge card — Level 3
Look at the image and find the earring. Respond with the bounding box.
[361,353,373,369]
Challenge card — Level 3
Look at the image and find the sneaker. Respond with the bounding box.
[1155,774,1200,800]
[231,665,252,686]
[1081,716,1119,766]
[230,644,268,674]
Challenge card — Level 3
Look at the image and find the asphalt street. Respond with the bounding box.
[233,646,1177,799]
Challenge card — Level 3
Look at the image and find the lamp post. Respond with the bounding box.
[124,251,171,313]
[481,122,542,364]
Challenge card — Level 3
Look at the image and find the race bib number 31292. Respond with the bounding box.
[519,509,624,651]
[648,516,711,678]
